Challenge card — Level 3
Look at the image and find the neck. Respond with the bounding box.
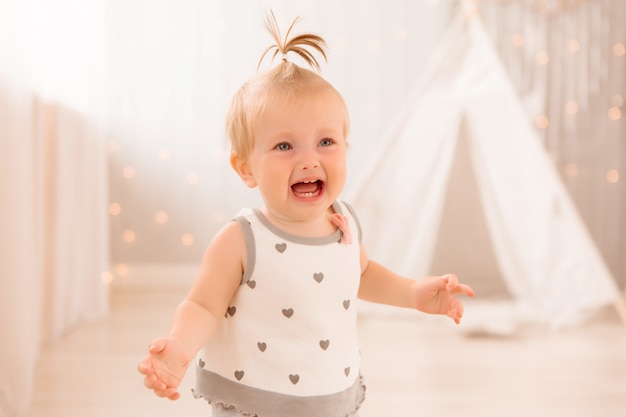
[260,205,337,237]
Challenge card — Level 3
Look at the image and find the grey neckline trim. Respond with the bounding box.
[252,201,344,246]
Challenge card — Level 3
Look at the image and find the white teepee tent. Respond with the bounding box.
[347,4,624,329]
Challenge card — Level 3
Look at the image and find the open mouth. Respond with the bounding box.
[291,179,324,198]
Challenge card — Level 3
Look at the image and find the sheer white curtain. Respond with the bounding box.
[0,22,40,415]
[0,2,109,416]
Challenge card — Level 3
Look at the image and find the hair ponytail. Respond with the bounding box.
[257,10,327,73]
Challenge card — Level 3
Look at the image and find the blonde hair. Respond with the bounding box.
[226,11,350,162]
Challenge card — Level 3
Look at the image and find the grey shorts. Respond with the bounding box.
[211,403,257,417]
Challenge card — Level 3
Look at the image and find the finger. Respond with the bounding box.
[153,381,171,398]
[154,387,168,398]
[149,338,166,354]
[144,374,161,390]
[448,309,463,324]
[154,382,179,399]
[455,298,464,318]
[442,274,459,291]
[165,389,181,401]
[449,298,465,323]
[137,359,153,376]
[458,283,475,297]
[448,308,462,324]
[447,283,475,297]
[423,275,453,292]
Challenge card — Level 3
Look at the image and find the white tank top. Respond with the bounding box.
[193,201,365,416]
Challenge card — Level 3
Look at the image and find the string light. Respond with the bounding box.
[109,202,122,216]
[608,106,622,121]
[606,169,620,184]
[106,6,626,271]
[536,51,549,65]
[564,163,578,177]
[123,229,136,243]
[181,233,194,246]
[564,101,579,115]
[567,38,580,53]
[115,263,129,278]
[101,271,114,285]
[155,210,169,224]
[535,114,550,129]
[122,166,135,179]
[511,33,525,47]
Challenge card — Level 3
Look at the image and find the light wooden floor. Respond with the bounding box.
[28,287,626,417]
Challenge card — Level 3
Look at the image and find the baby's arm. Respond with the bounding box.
[137,221,245,400]
[357,244,474,323]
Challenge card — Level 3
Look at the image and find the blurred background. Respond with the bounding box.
[1,0,624,416]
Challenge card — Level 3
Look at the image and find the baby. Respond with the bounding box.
[138,11,474,417]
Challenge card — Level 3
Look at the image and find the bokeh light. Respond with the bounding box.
[101,271,114,285]
[535,114,550,129]
[565,101,579,115]
[536,51,549,65]
[608,106,622,121]
[115,263,129,277]
[155,210,169,224]
[123,229,136,243]
[511,33,524,47]
[606,169,620,183]
[181,233,194,246]
[122,166,135,180]
[564,163,579,177]
[108,202,122,216]
[567,38,580,53]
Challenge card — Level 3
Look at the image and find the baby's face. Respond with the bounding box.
[242,89,347,225]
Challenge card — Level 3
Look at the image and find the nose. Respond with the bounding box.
[299,149,320,170]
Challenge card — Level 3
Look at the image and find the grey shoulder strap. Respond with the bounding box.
[341,201,363,243]
[233,216,256,285]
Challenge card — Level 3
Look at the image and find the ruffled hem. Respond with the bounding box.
[347,374,367,417]
[210,400,258,417]
[192,374,366,417]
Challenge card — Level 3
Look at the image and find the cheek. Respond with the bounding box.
[256,157,290,186]
[329,155,347,183]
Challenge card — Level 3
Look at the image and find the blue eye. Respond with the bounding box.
[319,138,334,147]
[276,142,291,151]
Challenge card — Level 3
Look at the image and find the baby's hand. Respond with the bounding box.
[411,274,475,324]
[137,337,191,400]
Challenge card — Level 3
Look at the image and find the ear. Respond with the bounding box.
[230,153,257,188]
